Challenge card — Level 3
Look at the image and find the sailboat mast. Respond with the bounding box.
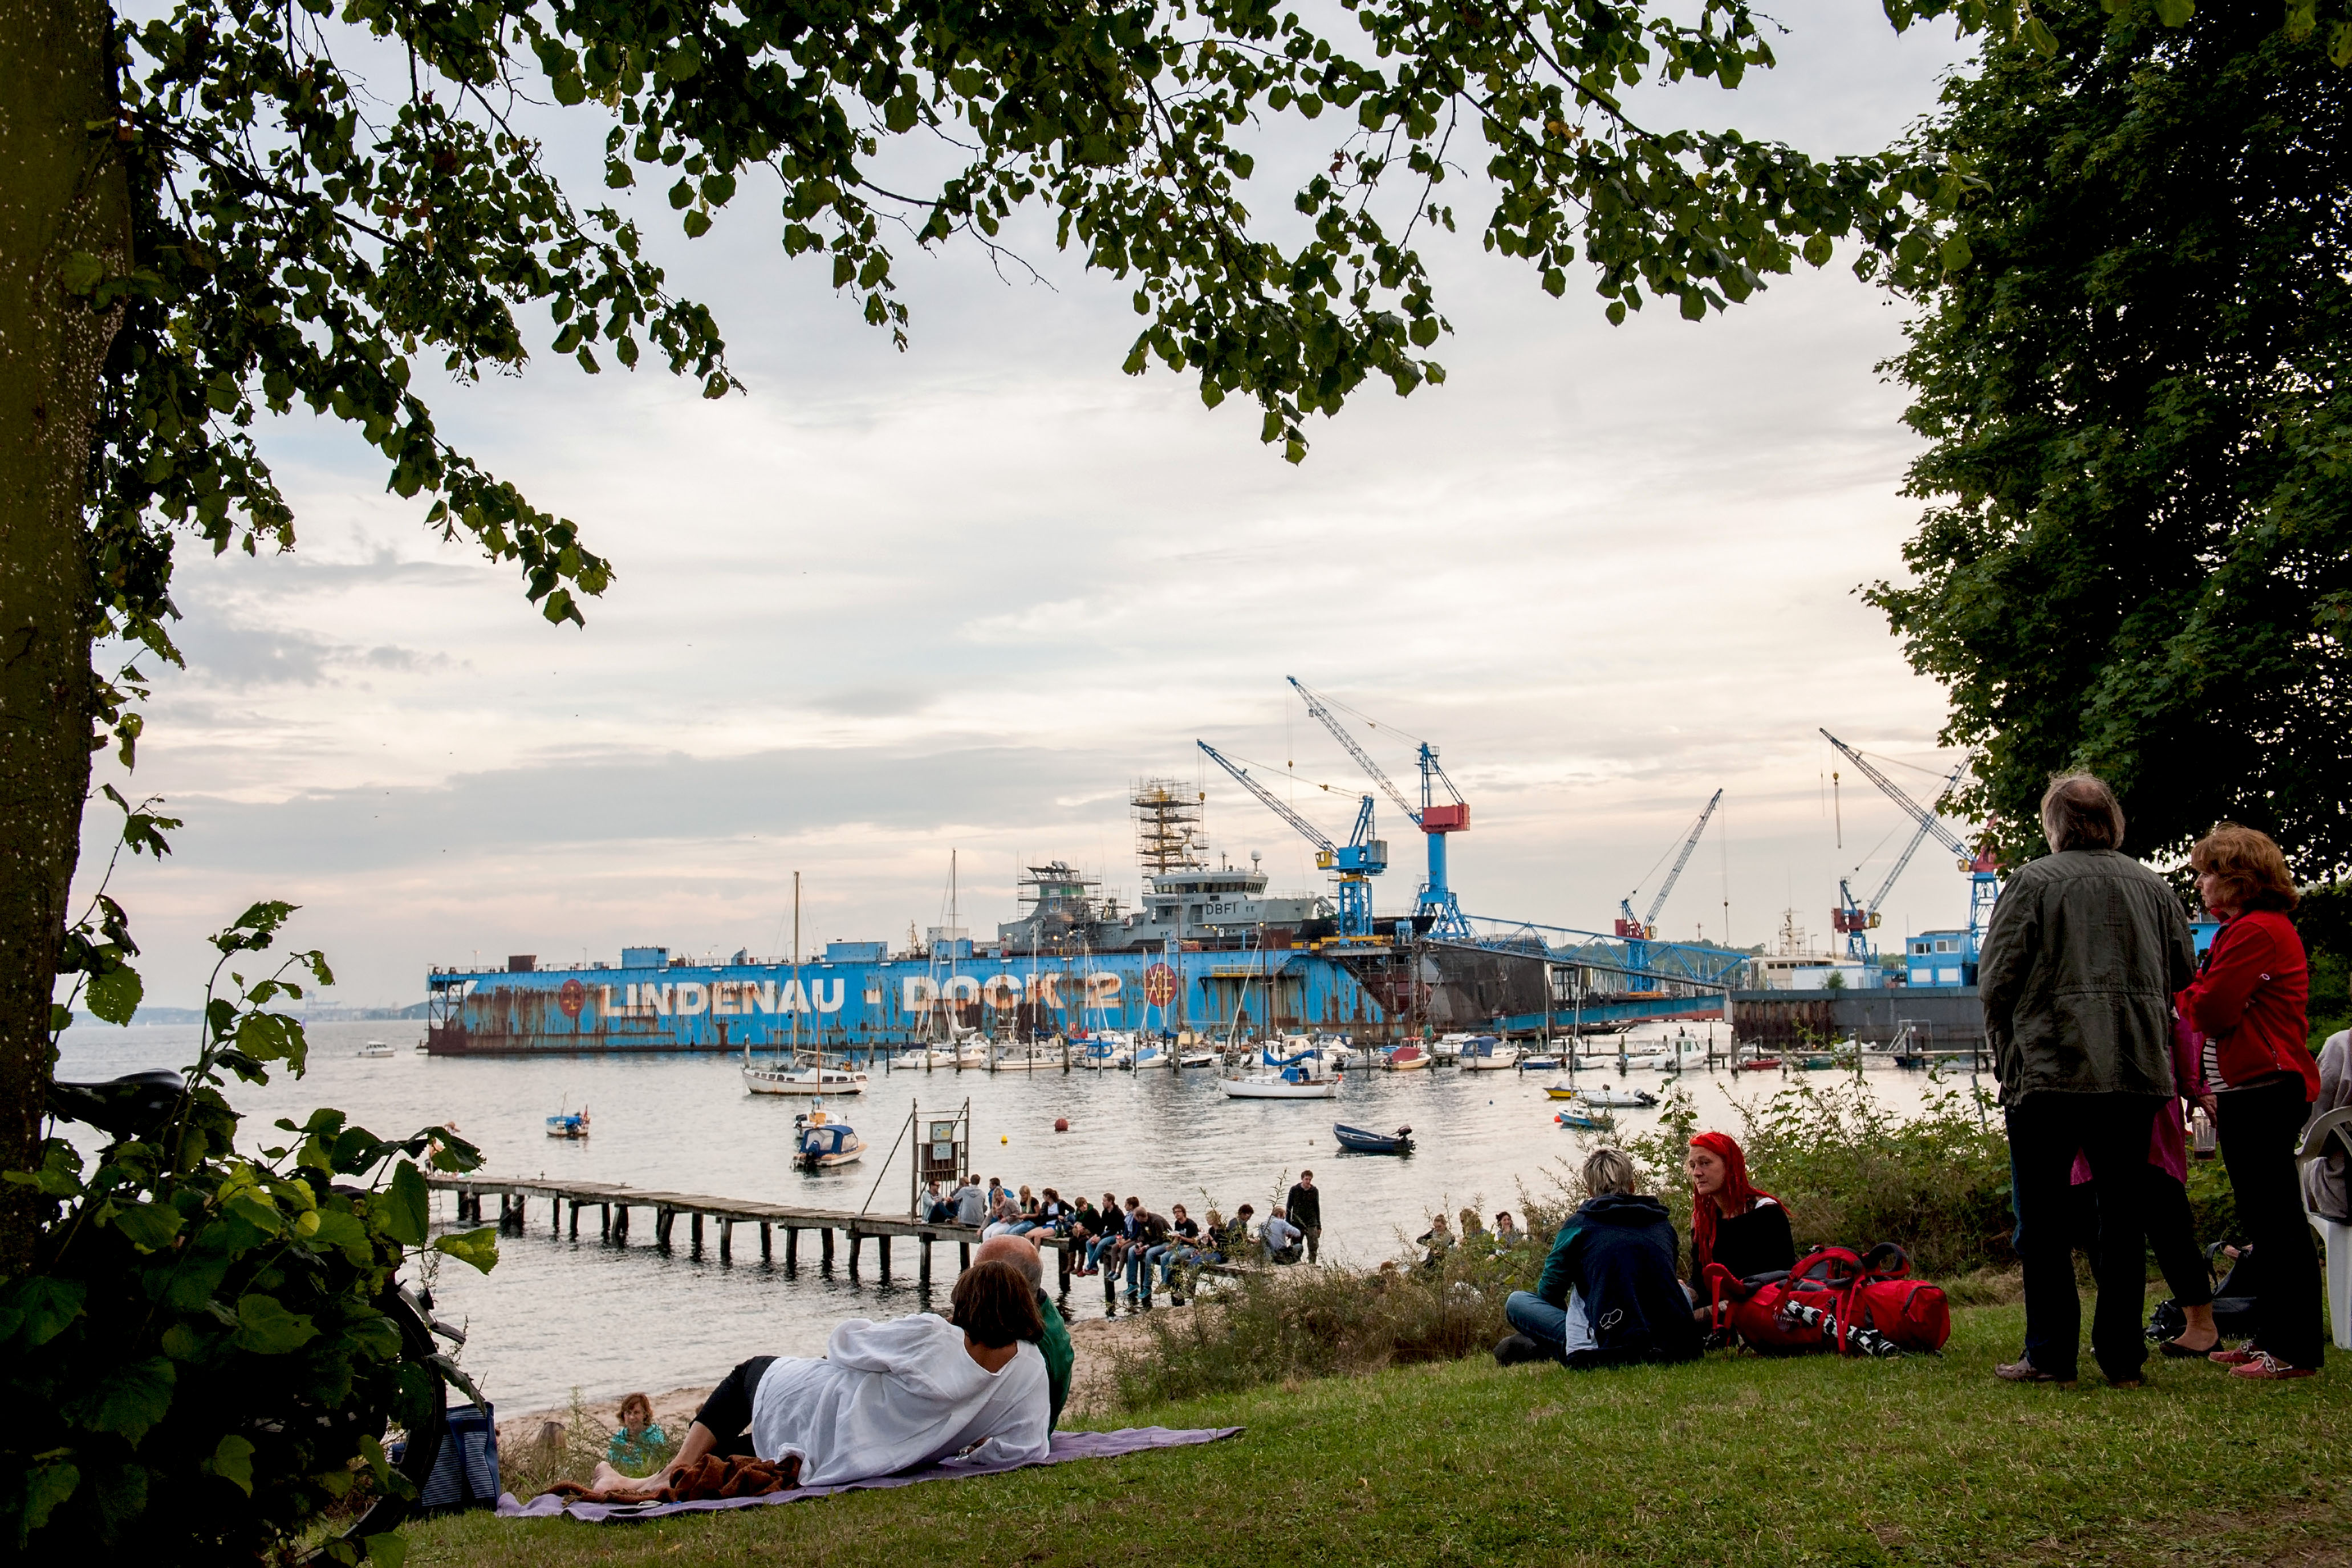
[792,870,803,1061]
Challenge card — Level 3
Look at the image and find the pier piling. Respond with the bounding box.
[920,1237,933,1283]
[847,1233,862,1276]
[820,1228,835,1268]
[760,1222,772,1262]
[691,1212,705,1257]
[877,1234,891,1280]
[786,1228,799,1268]
[720,1218,733,1263]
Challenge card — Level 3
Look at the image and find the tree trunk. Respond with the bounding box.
[0,0,124,1274]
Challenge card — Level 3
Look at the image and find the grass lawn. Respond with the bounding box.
[407,1304,2348,1568]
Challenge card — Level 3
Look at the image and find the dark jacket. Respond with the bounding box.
[1535,1193,1701,1367]
[1978,849,2195,1104]
[1285,1182,1322,1230]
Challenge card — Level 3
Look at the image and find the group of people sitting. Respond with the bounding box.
[920,1171,1328,1302]
[1494,1132,1790,1368]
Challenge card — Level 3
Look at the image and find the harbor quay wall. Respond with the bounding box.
[1729,987,1985,1050]
[424,949,1395,1054]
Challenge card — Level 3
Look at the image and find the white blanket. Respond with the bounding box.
[749,1313,1050,1486]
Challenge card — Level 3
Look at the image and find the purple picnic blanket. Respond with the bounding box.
[498,1425,1244,1522]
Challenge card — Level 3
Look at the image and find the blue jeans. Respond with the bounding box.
[1086,1236,1117,1268]
[1505,1289,1595,1360]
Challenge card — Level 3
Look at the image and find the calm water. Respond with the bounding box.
[54,1020,1987,1411]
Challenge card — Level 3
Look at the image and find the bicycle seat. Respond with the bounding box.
[47,1070,185,1140]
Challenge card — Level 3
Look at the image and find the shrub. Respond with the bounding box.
[1,903,498,1565]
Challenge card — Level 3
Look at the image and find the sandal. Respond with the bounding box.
[2160,1334,2220,1358]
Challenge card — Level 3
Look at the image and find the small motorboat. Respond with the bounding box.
[545,1108,591,1139]
[986,1047,1058,1073]
[1459,1035,1522,1073]
[794,1106,864,1169]
[1222,1044,1343,1099]
[1334,1123,1414,1155]
[1571,1085,1659,1109]
[1178,1050,1220,1069]
[356,1039,396,1059]
[1554,1108,1612,1132]
[1732,1056,1784,1073]
[1382,1043,1431,1072]
[1794,1054,1840,1071]
[1131,1039,1176,1070]
[1518,1054,1563,1072]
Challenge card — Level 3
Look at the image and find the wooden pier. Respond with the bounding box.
[428,1174,1244,1304]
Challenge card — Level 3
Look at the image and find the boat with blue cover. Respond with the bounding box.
[1554,1107,1613,1132]
[1220,1043,1342,1099]
[545,1107,591,1139]
[793,1104,864,1169]
[1333,1123,1414,1155]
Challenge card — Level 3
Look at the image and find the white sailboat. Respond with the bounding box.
[745,872,870,1096]
[1220,1041,1343,1099]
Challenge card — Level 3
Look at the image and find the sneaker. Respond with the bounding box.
[1493,1333,1551,1367]
[2208,1346,2260,1366]
[1994,1358,2073,1383]
[2230,1352,2317,1381]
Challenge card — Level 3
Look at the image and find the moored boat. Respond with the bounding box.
[1382,1043,1431,1071]
[1554,1107,1612,1132]
[793,1105,864,1169]
[356,1039,396,1059]
[744,1059,869,1095]
[545,1108,591,1139]
[1459,1035,1521,1072]
[1569,1084,1658,1109]
[1732,1055,1783,1073]
[1333,1122,1414,1155]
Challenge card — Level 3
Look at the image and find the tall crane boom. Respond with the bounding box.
[1288,677,1419,826]
[1197,740,1387,937]
[1616,789,1722,939]
[1819,730,1969,859]
[1644,789,1724,930]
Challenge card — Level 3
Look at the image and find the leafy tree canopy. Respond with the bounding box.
[1870,0,2352,877]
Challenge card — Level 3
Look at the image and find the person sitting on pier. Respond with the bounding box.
[1496,1148,1703,1370]
[583,1260,1050,1494]
[1261,1207,1305,1265]
[976,1235,1073,1429]
[951,1176,988,1228]
[1124,1205,1172,1302]
[921,1180,953,1225]
[1148,1204,1202,1292]
[1228,1204,1257,1259]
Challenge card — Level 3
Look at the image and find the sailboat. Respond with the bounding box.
[745,871,870,1096]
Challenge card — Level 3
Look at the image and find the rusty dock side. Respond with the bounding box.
[427,1175,1073,1288]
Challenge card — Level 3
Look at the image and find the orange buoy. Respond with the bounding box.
[1053,1118,1070,1133]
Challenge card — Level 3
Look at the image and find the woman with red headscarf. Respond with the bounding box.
[1687,1132,1794,1284]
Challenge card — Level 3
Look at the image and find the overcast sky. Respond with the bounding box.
[74,3,1992,1008]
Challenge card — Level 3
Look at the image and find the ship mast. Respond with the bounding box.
[791,870,802,1065]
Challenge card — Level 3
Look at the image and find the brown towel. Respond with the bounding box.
[547,1453,802,1504]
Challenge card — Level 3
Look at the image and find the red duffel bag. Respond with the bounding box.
[1705,1243,1951,1356]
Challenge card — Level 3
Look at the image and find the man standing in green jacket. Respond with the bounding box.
[976,1235,1073,1429]
[1977,773,2195,1388]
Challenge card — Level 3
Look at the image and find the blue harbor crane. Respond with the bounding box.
[1285,676,1470,936]
[1819,728,2001,970]
[1196,740,1388,939]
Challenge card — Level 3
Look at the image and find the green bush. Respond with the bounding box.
[1622,1077,2017,1279]
[1,903,498,1565]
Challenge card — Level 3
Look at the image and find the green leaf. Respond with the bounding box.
[363,1530,411,1568]
[86,961,143,1025]
[1939,231,1974,272]
[1802,233,1834,267]
[2153,0,2193,23]
[1678,289,1708,322]
[384,1161,430,1248]
[206,1434,255,1494]
[110,1200,184,1251]
[2022,15,2059,55]
[66,1355,176,1441]
[22,1461,80,1533]
[433,1225,501,1274]
[308,1204,372,1259]
[230,1293,319,1355]
[59,251,105,295]
[2,1275,87,1346]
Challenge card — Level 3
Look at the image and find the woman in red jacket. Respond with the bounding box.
[2176,823,2322,1380]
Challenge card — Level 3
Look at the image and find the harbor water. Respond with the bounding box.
[54,1020,1992,1411]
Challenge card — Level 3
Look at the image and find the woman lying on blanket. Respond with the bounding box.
[576,1260,1052,1495]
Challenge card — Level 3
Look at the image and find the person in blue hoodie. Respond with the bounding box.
[1495,1147,1703,1368]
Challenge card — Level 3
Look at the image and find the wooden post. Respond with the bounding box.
[656,1208,675,1250]
[1057,1237,1070,1291]
[820,1226,836,1267]
[958,1241,970,1271]
[497,1193,511,1229]
[567,1201,579,1240]
[786,1228,800,1268]
[720,1218,733,1263]
[760,1222,772,1262]
[691,1212,705,1257]
[551,1196,561,1235]
[600,1203,612,1239]
[877,1234,891,1279]
[920,1237,933,1284]
[614,1205,628,1244]
[847,1232,862,1275]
